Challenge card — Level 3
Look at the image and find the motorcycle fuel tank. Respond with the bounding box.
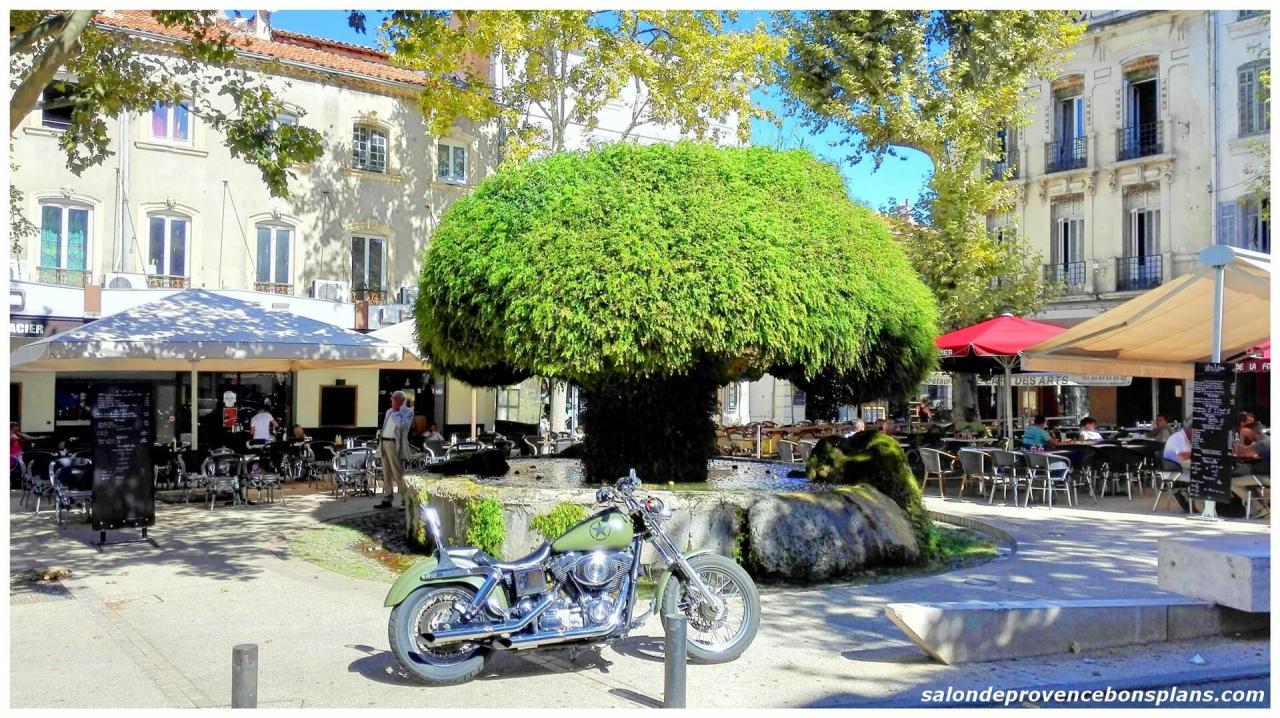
[551,508,633,552]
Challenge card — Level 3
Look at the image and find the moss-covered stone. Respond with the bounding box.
[529,502,588,542]
[806,429,940,556]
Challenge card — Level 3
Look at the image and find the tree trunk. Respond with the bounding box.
[579,366,720,484]
[951,372,981,419]
[10,10,94,133]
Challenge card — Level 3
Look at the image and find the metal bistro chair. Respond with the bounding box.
[987,449,1027,506]
[304,441,336,490]
[776,439,802,464]
[1245,476,1270,520]
[21,450,59,512]
[919,448,962,498]
[1024,451,1074,508]
[955,449,996,500]
[243,450,285,505]
[332,447,375,500]
[1152,458,1191,513]
[50,457,94,528]
[200,452,245,510]
[1090,444,1146,501]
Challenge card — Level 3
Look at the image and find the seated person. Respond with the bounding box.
[1075,416,1104,443]
[1233,415,1270,476]
[1162,422,1193,468]
[879,419,897,436]
[1021,415,1055,450]
[288,424,310,444]
[952,408,988,437]
[842,419,866,437]
[423,423,445,442]
[1146,414,1174,443]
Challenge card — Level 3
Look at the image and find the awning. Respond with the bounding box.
[1024,247,1270,380]
[1234,341,1270,373]
[10,289,404,372]
[369,320,431,370]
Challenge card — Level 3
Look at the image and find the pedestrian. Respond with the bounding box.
[10,421,34,468]
[377,390,414,509]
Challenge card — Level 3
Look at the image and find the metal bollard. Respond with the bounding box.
[663,613,687,709]
[232,643,258,708]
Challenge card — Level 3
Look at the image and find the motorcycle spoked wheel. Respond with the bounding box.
[660,554,760,664]
[388,585,492,686]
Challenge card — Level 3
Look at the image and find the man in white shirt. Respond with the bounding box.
[1078,416,1103,442]
[377,391,414,509]
[1163,422,1193,466]
[249,406,277,444]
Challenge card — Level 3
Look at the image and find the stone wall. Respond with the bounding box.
[404,474,921,581]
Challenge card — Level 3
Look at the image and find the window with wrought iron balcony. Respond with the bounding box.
[1115,254,1163,291]
[1116,122,1163,161]
[1042,261,1089,295]
[1045,137,1088,174]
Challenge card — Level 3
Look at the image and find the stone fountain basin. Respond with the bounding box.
[403,470,922,582]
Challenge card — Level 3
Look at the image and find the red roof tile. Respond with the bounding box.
[94,10,427,87]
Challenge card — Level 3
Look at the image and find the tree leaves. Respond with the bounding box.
[779,11,1084,329]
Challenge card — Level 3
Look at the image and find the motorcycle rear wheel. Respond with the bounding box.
[389,585,492,686]
[660,554,760,664]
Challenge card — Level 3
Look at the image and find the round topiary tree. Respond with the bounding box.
[415,142,938,483]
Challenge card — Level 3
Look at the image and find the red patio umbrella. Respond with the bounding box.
[936,314,1067,440]
[1237,341,1270,373]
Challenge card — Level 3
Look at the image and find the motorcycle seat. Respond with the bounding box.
[452,543,551,572]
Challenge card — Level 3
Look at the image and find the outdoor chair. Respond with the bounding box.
[777,439,802,464]
[797,439,818,463]
[332,447,374,499]
[1090,445,1146,500]
[21,450,59,512]
[1024,451,1073,508]
[304,441,336,490]
[1062,445,1100,505]
[200,452,245,510]
[1152,458,1191,513]
[243,453,285,505]
[50,457,94,528]
[956,449,996,500]
[1244,476,1269,520]
[987,449,1027,506]
[919,448,962,498]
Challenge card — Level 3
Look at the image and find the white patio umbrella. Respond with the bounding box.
[10,289,403,449]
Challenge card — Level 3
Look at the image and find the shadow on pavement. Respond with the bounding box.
[841,644,932,664]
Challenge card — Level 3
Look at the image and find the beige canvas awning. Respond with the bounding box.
[369,320,431,370]
[1024,246,1270,379]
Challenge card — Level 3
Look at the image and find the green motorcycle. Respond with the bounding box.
[385,470,760,685]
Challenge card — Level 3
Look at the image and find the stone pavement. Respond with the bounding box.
[8,489,1270,708]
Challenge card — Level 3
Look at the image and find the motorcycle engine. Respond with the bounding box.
[538,550,633,632]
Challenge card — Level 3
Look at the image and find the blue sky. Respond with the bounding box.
[236,10,932,210]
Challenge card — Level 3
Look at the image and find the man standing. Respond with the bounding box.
[377,391,414,509]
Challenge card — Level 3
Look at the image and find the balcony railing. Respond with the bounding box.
[985,158,1020,181]
[254,282,294,295]
[1043,261,1089,295]
[146,275,190,289]
[35,267,91,286]
[1045,137,1088,174]
[1115,255,1163,292]
[1116,122,1163,161]
[351,287,387,304]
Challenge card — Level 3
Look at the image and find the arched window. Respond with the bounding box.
[37,199,91,286]
[352,124,388,173]
[146,211,191,287]
[255,222,294,293]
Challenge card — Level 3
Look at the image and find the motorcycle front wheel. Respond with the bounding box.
[388,585,492,686]
[660,554,760,664]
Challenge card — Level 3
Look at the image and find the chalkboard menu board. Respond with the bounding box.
[92,384,155,530]
[1189,362,1237,503]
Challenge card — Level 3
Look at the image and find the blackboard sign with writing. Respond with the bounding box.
[1189,362,1236,503]
[92,384,156,530]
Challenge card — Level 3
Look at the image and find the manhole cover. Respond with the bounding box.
[11,582,74,605]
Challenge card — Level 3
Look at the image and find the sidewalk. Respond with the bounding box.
[8,490,1270,708]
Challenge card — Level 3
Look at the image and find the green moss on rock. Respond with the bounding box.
[806,430,940,556]
[461,496,506,559]
[530,502,588,542]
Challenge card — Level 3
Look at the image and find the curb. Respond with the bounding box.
[927,509,1018,554]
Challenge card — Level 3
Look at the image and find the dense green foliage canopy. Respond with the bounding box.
[416,142,938,398]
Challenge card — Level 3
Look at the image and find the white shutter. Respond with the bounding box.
[1218,202,1239,246]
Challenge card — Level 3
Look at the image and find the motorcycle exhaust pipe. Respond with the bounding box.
[422,593,555,645]
[494,616,620,650]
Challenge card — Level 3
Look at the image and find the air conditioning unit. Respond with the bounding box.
[398,286,419,306]
[103,272,148,290]
[310,279,349,302]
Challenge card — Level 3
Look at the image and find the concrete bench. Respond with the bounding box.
[1157,535,1269,613]
[886,597,1266,665]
